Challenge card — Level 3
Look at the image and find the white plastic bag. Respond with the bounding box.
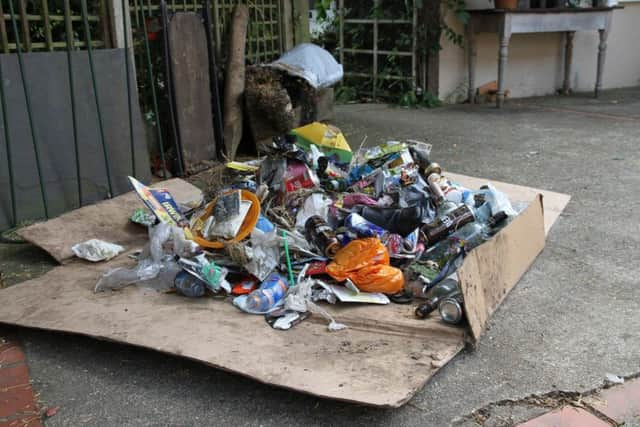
[245,229,280,281]
[295,193,332,230]
[267,43,343,89]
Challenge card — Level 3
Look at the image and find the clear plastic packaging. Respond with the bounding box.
[284,266,347,332]
[94,223,193,293]
[245,228,280,281]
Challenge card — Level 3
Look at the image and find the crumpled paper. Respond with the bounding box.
[71,239,124,262]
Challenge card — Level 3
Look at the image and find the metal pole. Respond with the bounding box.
[80,0,114,197]
[0,57,16,226]
[160,0,183,175]
[7,0,49,218]
[80,0,114,195]
[203,0,224,159]
[139,0,167,178]
[121,0,136,176]
[63,0,83,206]
[338,0,344,66]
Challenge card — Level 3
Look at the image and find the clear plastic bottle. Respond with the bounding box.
[245,273,290,312]
[451,211,508,251]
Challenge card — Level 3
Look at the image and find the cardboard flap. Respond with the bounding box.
[18,179,203,264]
[458,195,546,344]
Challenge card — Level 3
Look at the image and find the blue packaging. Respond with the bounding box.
[245,273,290,312]
[344,213,388,238]
[255,214,275,233]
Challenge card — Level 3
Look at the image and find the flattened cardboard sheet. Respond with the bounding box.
[0,173,570,407]
[0,255,465,407]
[18,179,202,264]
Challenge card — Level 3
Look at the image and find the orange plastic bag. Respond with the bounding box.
[326,238,388,281]
[326,238,404,294]
[350,264,404,294]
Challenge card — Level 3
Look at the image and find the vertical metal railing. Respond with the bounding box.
[81,0,114,197]
[122,0,137,177]
[138,0,168,178]
[1,0,289,230]
[0,54,16,226]
[7,0,50,218]
[160,0,184,175]
[64,0,84,207]
[0,0,135,228]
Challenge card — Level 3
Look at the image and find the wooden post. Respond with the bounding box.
[372,1,378,100]
[275,0,282,54]
[280,0,293,52]
[423,0,440,97]
[222,4,248,160]
[18,0,31,52]
[63,0,75,48]
[107,0,129,48]
[100,0,113,48]
[0,1,9,53]
[338,0,344,66]
[292,0,309,44]
[411,1,417,89]
[41,0,53,51]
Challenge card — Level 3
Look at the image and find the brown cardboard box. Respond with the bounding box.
[0,176,569,407]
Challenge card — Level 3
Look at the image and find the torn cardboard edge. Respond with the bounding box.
[459,194,546,344]
[18,178,204,264]
[0,175,570,408]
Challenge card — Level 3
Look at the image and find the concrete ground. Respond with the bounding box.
[1,88,639,426]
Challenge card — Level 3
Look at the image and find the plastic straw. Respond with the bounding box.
[282,230,295,287]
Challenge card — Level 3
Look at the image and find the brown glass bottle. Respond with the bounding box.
[305,216,341,258]
[421,204,475,247]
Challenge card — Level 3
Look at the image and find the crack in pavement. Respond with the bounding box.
[452,372,640,426]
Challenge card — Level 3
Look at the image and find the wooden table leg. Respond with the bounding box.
[562,31,574,95]
[496,15,511,108]
[595,12,612,98]
[466,22,476,103]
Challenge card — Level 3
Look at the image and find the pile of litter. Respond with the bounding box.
[83,122,523,332]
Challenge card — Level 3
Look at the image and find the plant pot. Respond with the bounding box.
[495,0,518,8]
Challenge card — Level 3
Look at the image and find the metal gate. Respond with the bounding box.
[0,0,288,231]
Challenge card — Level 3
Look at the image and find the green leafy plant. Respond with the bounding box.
[314,0,468,107]
[335,85,358,103]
